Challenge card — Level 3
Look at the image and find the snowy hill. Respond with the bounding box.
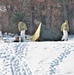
[0,42,74,75]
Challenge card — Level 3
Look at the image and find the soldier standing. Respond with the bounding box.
[61,20,69,41]
[18,21,27,42]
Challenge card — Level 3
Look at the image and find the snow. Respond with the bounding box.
[2,34,74,43]
[0,35,74,75]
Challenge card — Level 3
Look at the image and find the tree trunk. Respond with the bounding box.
[29,6,35,35]
[61,0,68,20]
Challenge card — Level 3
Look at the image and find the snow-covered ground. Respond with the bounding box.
[0,35,74,75]
[2,34,74,43]
[68,35,74,41]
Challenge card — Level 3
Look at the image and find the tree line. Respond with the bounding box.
[0,0,74,40]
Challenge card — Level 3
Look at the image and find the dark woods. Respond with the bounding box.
[0,0,74,41]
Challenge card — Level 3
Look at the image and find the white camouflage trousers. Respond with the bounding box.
[20,30,26,42]
[0,31,3,40]
[61,30,68,41]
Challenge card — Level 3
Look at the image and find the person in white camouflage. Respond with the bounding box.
[18,21,27,42]
[61,20,69,41]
